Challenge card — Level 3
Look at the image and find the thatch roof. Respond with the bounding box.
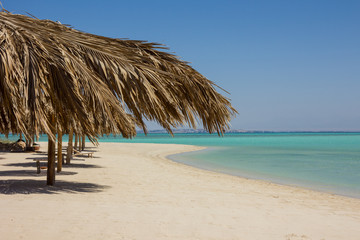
[0,10,236,139]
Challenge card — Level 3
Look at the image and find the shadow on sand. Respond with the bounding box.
[62,163,102,168]
[3,162,46,168]
[4,162,102,169]
[0,169,77,177]
[0,179,109,194]
[27,153,101,159]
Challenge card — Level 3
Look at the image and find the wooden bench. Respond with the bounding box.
[31,158,48,174]
[31,156,64,173]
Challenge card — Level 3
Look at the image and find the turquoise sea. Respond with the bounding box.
[2,132,360,198]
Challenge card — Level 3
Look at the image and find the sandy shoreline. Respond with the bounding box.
[1,142,360,240]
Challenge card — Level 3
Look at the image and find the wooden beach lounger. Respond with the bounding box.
[73,149,94,158]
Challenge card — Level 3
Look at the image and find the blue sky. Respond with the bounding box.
[3,0,360,131]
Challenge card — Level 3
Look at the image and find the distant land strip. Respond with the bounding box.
[137,129,360,134]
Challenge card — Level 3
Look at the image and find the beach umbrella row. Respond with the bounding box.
[0,8,237,185]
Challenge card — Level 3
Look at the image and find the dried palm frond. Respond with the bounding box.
[0,11,137,139]
[0,10,236,140]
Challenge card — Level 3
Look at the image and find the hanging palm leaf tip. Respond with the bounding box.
[0,7,237,140]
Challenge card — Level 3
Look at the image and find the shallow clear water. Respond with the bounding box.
[169,133,360,198]
[2,132,360,198]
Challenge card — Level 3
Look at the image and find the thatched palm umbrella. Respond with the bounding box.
[0,10,138,184]
[0,9,237,185]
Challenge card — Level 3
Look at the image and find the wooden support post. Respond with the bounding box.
[79,135,81,150]
[82,135,86,151]
[36,160,40,174]
[25,138,30,149]
[74,133,78,150]
[66,129,73,165]
[29,134,33,148]
[47,135,56,186]
[57,129,63,173]
[78,134,82,151]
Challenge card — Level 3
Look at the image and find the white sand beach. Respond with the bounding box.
[1,142,360,240]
